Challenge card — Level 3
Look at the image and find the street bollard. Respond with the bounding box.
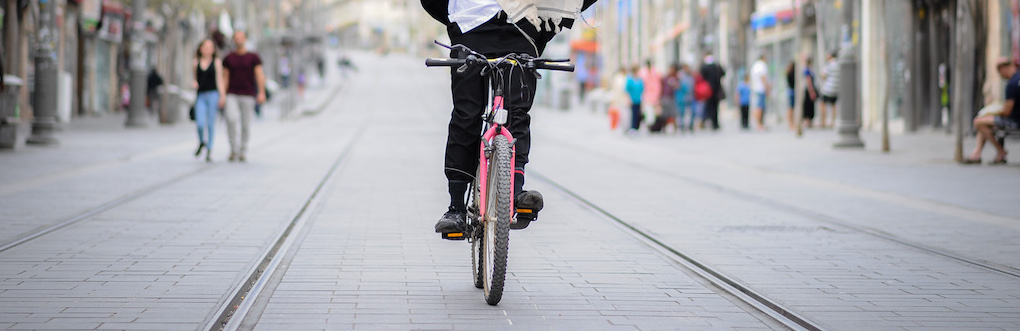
[0,75,24,149]
[559,89,571,111]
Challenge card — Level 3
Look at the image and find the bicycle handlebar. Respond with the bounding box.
[425,57,575,72]
[535,61,575,72]
[425,58,466,68]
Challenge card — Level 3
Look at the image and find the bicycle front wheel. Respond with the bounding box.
[482,134,513,305]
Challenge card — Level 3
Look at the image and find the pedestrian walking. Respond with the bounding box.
[576,56,590,101]
[609,67,630,130]
[147,68,164,115]
[297,69,307,99]
[640,60,663,122]
[964,58,1018,164]
[279,55,292,88]
[803,57,818,128]
[699,52,726,131]
[676,64,696,133]
[222,31,267,162]
[316,55,327,80]
[750,54,770,131]
[192,39,226,162]
[738,75,751,130]
[820,51,840,128]
[785,62,796,130]
[660,64,681,133]
[626,66,645,134]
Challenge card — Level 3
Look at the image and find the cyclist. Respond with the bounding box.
[422,0,598,233]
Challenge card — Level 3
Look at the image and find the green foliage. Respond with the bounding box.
[149,0,221,17]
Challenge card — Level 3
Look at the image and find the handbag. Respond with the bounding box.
[189,104,196,121]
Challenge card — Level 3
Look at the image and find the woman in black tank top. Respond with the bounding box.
[192,39,225,162]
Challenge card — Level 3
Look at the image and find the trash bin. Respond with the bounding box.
[0,75,24,149]
[160,85,181,125]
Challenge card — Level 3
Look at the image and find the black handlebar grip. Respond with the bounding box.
[536,62,575,72]
[425,58,465,67]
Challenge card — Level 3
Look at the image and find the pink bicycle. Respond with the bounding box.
[427,42,573,305]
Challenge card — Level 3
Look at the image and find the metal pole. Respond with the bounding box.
[125,0,149,127]
[793,0,804,137]
[881,2,891,153]
[27,0,60,145]
[834,0,864,148]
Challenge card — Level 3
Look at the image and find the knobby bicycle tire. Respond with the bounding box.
[483,135,513,305]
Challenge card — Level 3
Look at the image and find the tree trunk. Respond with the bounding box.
[952,0,976,162]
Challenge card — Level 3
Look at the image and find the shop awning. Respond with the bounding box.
[649,21,689,53]
[571,40,599,53]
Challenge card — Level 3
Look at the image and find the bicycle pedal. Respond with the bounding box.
[512,212,537,230]
[510,219,531,230]
[442,232,468,240]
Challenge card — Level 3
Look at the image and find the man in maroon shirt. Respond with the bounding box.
[222,31,266,162]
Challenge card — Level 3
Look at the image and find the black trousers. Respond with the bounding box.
[740,105,750,129]
[445,60,538,185]
[705,97,721,129]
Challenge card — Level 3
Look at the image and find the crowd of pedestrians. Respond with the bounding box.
[599,50,845,136]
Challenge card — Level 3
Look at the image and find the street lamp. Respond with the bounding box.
[834,0,864,148]
[126,0,149,127]
[27,0,60,145]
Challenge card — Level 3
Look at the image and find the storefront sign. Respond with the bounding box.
[80,0,102,33]
[97,14,123,43]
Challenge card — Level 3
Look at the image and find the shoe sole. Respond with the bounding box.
[435,222,467,234]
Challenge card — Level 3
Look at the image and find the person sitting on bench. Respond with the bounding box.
[966,58,1019,165]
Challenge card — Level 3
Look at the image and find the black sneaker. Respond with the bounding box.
[512,190,543,230]
[435,207,467,233]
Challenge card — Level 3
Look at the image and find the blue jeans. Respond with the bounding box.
[693,101,705,123]
[195,91,219,149]
[676,99,695,130]
[630,103,643,130]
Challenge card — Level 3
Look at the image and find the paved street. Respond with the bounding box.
[1,51,1019,330]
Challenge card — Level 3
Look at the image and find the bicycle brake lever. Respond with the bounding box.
[434,40,453,49]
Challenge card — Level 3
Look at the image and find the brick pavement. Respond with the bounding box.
[527,102,1020,329]
[246,54,775,330]
[0,52,354,330]
[1,49,1017,330]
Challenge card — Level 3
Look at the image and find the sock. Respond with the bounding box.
[513,168,525,199]
[449,180,469,211]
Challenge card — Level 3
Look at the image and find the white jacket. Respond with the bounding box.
[497,0,583,32]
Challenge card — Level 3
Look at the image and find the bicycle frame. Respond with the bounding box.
[477,93,516,225]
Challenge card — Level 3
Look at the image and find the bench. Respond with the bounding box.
[996,127,1020,147]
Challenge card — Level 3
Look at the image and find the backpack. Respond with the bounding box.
[694,76,713,101]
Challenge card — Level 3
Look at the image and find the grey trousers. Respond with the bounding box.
[224,94,256,156]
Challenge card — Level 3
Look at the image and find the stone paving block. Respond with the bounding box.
[97,322,202,330]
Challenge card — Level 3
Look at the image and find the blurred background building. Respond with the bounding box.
[1,0,1018,148]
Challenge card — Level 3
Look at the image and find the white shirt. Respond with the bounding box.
[821,59,840,96]
[750,60,769,93]
[449,0,502,33]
